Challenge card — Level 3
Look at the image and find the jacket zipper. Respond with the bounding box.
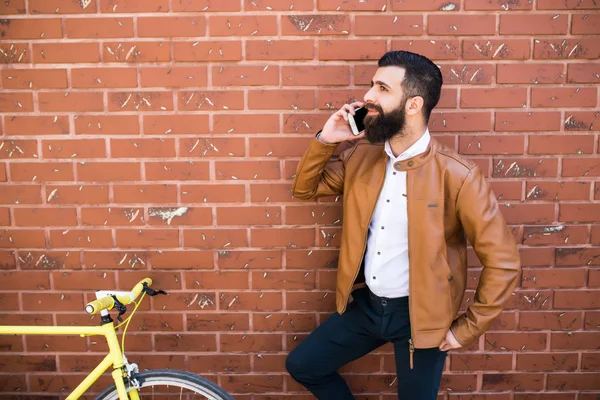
[407,168,415,370]
[342,157,386,313]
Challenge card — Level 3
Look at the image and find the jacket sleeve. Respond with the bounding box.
[292,137,355,200]
[450,165,521,346]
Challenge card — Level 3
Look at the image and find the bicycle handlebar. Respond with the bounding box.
[84,278,153,315]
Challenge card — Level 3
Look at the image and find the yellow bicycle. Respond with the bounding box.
[0,278,235,400]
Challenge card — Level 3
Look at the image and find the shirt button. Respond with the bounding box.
[373,276,376,280]
[386,199,390,203]
[377,252,381,255]
[407,161,414,167]
[381,226,385,229]
[393,172,397,175]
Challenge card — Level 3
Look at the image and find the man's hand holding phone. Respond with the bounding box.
[317,101,366,144]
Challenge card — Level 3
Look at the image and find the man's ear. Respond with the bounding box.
[405,96,424,117]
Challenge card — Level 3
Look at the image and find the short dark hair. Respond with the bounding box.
[378,50,443,123]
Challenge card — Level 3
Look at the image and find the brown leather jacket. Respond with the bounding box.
[292,136,520,349]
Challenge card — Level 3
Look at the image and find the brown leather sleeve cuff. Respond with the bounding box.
[450,315,478,347]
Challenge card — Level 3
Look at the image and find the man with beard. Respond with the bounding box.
[286,51,520,399]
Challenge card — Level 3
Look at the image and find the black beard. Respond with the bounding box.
[363,100,407,144]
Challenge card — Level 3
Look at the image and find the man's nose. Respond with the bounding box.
[363,87,376,104]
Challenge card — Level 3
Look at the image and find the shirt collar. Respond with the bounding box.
[384,129,431,161]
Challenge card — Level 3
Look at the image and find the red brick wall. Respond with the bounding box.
[1,0,599,397]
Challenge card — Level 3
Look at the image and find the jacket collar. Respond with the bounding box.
[380,132,438,172]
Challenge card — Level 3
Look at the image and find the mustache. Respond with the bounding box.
[364,103,383,114]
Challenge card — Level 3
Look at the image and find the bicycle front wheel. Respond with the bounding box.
[95,369,235,400]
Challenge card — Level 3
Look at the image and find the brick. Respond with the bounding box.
[14,208,76,227]
[391,0,461,10]
[0,355,56,372]
[449,354,513,371]
[46,185,109,205]
[2,69,67,89]
[491,181,521,201]
[149,250,213,270]
[500,14,568,34]
[217,249,282,270]
[42,139,106,159]
[118,271,182,290]
[145,161,210,181]
[530,135,594,155]
[354,15,423,36]
[534,39,600,60]
[567,64,600,83]
[189,354,251,374]
[520,311,582,331]
[173,41,242,62]
[144,115,209,135]
[172,0,241,12]
[141,67,207,88]
[428,15,496,35]
[252,271,316,290]
[461,88,527,109]
[180,184,245,203]
[532,87,597,108]
[0,92,34,112]
[33,43,100,63]
[538,0,599,9]
[440,64,495,85]
[245,0,313,10]
[0,18,62,39]
[523,225,588,246]
[221,375,284,394]
[111,138,175,159]
[552,331,600,350]
[71,67,137,89]
[183,228,248,249]
[564,111,600,131]
[29,0,95,13]
[465,0,533,10]
[318,0,386,10]
[50,230,113,248]
[249,90,315,110]
[83,251,148,269]
[516,353,577,372]
[496,112,561,132]
[75,115,139,135]
[482,373,544,391]
[184,271,249,290]
[0,186,42,205]
[138,16,206,37]
[39,92,103,112]
[500,203,555,224]
[0,271,50,290]
[392,39,460,60]
[77,162,141,182]
[113,184,177,204]
[505,289,553,310]
[103,42,170,63]
[492,157,558,178]
[52,271,115,290]
[250,183,296,202]
[2,0,25,13]
[521,268,587,288]
[155,333,216,352]
[319,40,386,60]
[147,207,212,226]
[593,226,600,244]
[554,290,600,309]
[463,39,530,60]
[215,161,280,181]
[0,139,38,159]
[251,228,315,248]
[5,116,69,136]
[582,353,600,371]
[0,43,29,64]
[99,0,169,12]
[283,113,330,134]
[572,13,600,34]
[0,163,5,182]
[108,91,173,112]
[548,373,600,391]
[286,291,336,311]
[246,39,314,61]
[65,17,133,38]
[253,312,315,332]
[178,90,244,111]
[213,114,279,134]
[497,63,564,84]
[10,162,74,182]
[115,229,178,248]
[209,16,277,36]
[526,181,591,201]
[0,229,46,248]
[459,135,525,155]
[212,65,279,86]
[282,15,350,36]
[17,250,81,270]
[187,313,249,331]
[317,89,369,110]
[556,247,600,265]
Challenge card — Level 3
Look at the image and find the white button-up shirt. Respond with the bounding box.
[364,130,431,298]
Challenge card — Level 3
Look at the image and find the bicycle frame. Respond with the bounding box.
[0,323,138,400]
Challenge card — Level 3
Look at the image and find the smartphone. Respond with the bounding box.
[348,107,369,136]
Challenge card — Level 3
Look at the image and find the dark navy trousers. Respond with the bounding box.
[286,287,447,399]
